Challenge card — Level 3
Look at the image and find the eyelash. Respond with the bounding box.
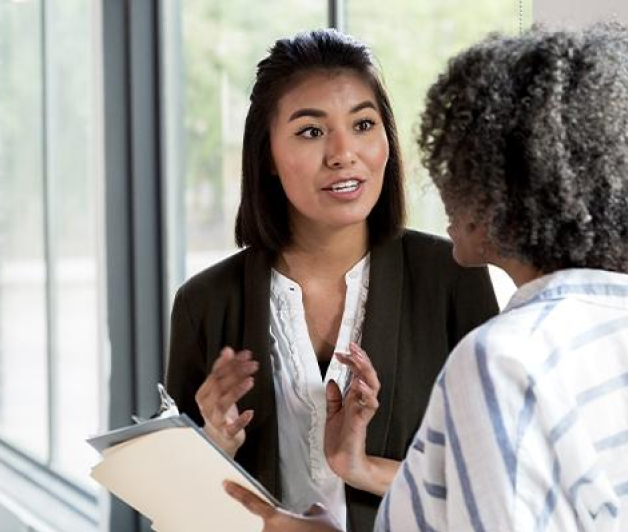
[296,125,324,139]
[295,118,377,138]
[355,118,376,132]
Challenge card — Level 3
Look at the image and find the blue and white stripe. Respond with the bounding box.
[376,269,628,532]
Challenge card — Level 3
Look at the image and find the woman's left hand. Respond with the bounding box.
[324,343,381,491]
[223,481,341,532]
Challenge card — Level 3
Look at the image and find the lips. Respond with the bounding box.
[322,178,364,193]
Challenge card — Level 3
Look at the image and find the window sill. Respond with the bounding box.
[0,442,99,532]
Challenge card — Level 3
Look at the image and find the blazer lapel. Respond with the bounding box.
[238,249,275,426]
[361,236,403,456]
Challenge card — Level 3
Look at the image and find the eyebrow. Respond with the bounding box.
[287,100,378,122]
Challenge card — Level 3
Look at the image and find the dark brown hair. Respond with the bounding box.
[235,29,405,253]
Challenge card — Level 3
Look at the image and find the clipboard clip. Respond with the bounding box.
[131,383,180,424]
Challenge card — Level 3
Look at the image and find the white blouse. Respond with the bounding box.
[269,254,370,529]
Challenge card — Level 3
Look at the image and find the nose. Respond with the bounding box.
[325,130,356,168]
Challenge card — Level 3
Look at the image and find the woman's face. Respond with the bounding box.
[446,206,490,267]
[269,70,389,236]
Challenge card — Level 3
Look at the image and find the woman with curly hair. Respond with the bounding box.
[225,22,628,532]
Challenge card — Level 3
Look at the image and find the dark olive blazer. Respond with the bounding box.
[166,230,498,532]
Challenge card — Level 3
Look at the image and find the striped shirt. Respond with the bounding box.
[376,268,628,532]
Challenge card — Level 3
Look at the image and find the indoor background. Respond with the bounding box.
[0,0,625,531]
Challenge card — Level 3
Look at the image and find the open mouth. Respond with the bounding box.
[323,179,362,193]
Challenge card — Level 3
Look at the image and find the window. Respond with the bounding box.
[162,0,327,290]
[0,2,534,530]
[346,0,530,305]
[0,0,104,490]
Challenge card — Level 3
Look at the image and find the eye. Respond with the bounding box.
[296,126,324,139]
[354,118,376,132]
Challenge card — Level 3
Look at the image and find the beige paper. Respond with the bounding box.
[92,427,271,532]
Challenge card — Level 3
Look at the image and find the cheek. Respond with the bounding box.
[272,141,319,180]
[272,151,303,188]
[368,135,389,168]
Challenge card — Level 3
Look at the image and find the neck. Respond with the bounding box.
[277,222,369,281]
[493,256,543,288]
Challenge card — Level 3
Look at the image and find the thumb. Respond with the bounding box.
[326,380,343,419]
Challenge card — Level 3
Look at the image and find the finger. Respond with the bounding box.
[334,352,379,394]
[223,481,276,520]
[224,409,254,437]
[214,376,256,416]
[348,343,381,393]
[196,348,253,403]
[212,350,255,381]
[208,362,256,407]
[201,351,253,399]
[214,359,259,390]
[197,360,258,417]
[212,346,237,372]
[325,381,343,419]
[353,377,379,410]
[195,347,236,401]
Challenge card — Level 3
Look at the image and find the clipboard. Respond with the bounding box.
[87,388,281,532]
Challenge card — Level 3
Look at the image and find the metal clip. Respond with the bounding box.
[132,383,180,424]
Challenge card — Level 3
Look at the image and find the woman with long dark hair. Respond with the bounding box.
[167,29,497,531]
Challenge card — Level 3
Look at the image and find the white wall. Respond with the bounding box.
[535,0,628,27]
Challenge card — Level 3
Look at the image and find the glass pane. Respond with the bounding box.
[347,0,528,304]
[0,0,49,460]
[46,0,102,486]
[163,0,327,290]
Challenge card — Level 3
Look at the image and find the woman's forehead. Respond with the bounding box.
[273,70,379,119]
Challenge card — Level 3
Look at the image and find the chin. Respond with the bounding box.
[327,208,373,228]
[452,250,485,268]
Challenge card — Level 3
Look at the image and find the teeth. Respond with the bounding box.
[330,179,360,192]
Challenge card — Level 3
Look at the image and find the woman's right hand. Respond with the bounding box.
[224,481,341,532]
[195,347,259,458]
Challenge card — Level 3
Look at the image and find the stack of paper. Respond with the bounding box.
[88,415,279,532]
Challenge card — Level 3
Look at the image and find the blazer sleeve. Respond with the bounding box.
[165,286,207,426]
[448,265,499,351]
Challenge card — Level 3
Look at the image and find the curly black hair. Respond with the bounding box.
[419,23,628,273]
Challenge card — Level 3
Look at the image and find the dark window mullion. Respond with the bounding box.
[328,0,346,31]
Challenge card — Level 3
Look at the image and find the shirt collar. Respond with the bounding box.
[504,268,628,313]
[271,253,370,295]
